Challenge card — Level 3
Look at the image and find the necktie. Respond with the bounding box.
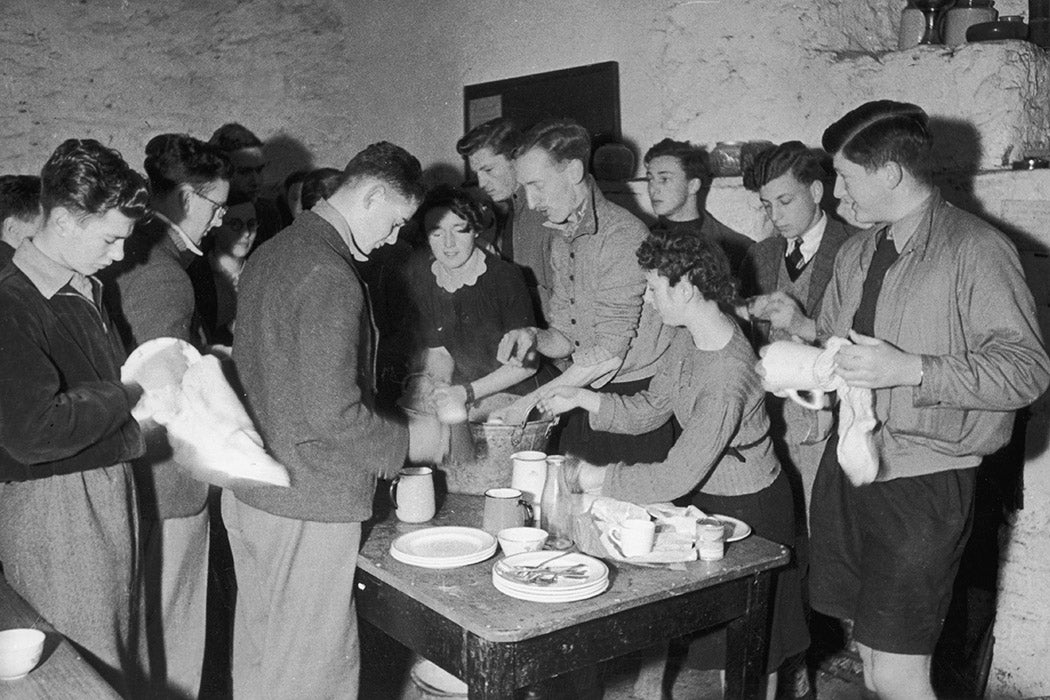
[785,238,806,282]
[852,228,899,337]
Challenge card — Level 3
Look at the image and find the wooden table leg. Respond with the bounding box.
[724,572,773,699]
[465,635,521,700]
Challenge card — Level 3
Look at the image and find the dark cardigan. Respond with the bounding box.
[0,264,143,481]
[231,210,408,522]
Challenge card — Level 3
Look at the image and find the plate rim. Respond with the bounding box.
[494,551,609,589]
[391,526,496,558]
[389,526,497,567]
[491,571,608,595]
[710,513,752,543]
[492,575,609,603]
[389,546,496,569]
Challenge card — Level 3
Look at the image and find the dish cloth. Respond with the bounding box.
[812,336,879,485]
[123,339,290,488]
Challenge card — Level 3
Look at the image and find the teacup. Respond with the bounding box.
[609,518,656,557]
[757,340,827,410]
[0,628,45,680]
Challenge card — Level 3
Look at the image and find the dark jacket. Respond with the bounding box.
[231,210,408,522]
[651,212,754,282]
[104,217,210,519]
[742,216,852,319]
[0,264,143,481]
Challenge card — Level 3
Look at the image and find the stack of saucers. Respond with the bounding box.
[389,526,498,569]
[491,551,609,602]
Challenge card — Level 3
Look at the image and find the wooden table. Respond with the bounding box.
[0,576,119,699]
[356,494,789,699]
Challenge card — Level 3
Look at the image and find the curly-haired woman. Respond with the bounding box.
[538,231,808,697]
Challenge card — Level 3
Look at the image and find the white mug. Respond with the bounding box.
[510,450,547,515]
[609,518,656,557]
[757,340,827,410]
[389,466,436,523]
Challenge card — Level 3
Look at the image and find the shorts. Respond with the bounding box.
[809,435,977,655]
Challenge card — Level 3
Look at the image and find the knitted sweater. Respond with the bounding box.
[598,325,780,501]
[231,210,408,522]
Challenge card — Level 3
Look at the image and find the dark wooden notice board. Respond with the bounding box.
[463,61,621,146]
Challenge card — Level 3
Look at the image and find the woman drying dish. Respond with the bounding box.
[537,232,807,698]
[403,185,541,417]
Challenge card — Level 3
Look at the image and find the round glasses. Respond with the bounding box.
[192,189,228,220]
[222,217,258,234]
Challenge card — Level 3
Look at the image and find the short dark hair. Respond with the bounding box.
[636,232,739,306]
[0,175,41,226]
[300,167,343,210]
[40,139,149,220]
[515,119,591,170]
[644,138,710,184]
[456,118,522,159]
[822,100,932,182]
[743,141,827,191]
[144,133,232,197]
[208,123,263,153]
[416,184,487,235]
[339,141,425,202]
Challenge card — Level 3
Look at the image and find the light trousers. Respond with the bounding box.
[221,491,361,699]
[141,509,210,698]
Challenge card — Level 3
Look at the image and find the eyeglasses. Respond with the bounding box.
[222,218,258,234]
[192,190,228,220]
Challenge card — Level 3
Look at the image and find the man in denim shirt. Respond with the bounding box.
[811,100,1050,700]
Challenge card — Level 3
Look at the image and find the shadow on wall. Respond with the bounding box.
[423,162,462,189]
[262,134,315,197]
[932,117,1046,252]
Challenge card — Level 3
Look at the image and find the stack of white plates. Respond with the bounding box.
[491,551,609,603]
[390,526,497,569]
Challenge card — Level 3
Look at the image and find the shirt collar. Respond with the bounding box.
[888,191,937,253]
[151,211,203,256]
[12,238,93,300]
[792,212,827,263]
[313,199,367,261]
[541,178,594,236]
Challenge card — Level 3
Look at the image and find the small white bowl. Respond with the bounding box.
[0,628,45,680]
[498,527,548,556]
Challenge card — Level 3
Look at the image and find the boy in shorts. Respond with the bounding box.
[812,100,1049,699]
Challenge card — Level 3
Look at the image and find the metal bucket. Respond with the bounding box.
[406,658,467,699]
[447,393,555,495]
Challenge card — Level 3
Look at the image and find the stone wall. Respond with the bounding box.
[1,0,1044,181]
